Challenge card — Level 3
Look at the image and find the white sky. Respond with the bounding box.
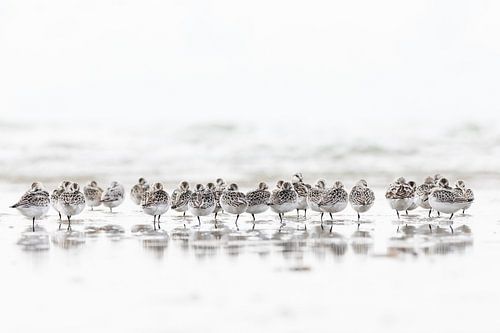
[1,0,499,124]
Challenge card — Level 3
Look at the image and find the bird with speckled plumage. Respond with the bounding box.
[171,181,191,217]
[101,181,125,212]
[58,182,86,230]
[385,177,415,219]
[10,182,50,232]
[429,178,467,224]
[349,179,375,224]
[142,182,170,230]
[246,182,271,229]
[269,181,298,228]
[292,173,310,218]
[188,184,216,227]
[318,181,348,232]
[83,181,103,210]
[220,183,248,230]
[130,178,150,206]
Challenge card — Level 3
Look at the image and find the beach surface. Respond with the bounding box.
[1,186,499,333]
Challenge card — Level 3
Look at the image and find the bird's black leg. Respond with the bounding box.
[329,224,333,233]
[296,209,299,218]
[279,213,283,223]
[428,209,432,218]
[215,212,218,221]
[449,213,454,220]
[320,213,324,223]
[158,215,161,229]
[304,209,307,219]
[32,217,35,232]
[197,216,201,227]
[252,214,255,221]
[463,209,465,214]
[58,212,62,220]
[235,214,239,230]
[396,210,400,219]
[437,211,440,217]
[329,213,333,220]
[67,216,71,231]
[450,225,454,234]
[183,211,186,218]
[357,212,360,222]
[153,215,156,230]
[429,224,432,231]
[406,210,408,215]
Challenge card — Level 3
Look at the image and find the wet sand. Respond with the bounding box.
[1,188,499,332]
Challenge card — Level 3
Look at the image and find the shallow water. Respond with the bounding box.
[2,187,499,332]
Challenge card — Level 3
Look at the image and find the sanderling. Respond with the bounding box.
[429,178,467,223]
[269,181,298,228]
[245,182,271,229]
[405,181,418,215]
[306,179,326,221]
[220,183,248,230]
[453,180,474,214]
[215,178,226,214]
[207,182,223,220]
[130,178,150,206]
[51,180,71,220]
[83,181,103,210]
[101,181,125,212]
[188,184,216,227]
[292,173,310,218]
[142,182,170,230]
[349,179,375,224]
[171,181,191,217]
[216,178,226,190]
[318,181,348,232]
[416,176,436,217]
[385,177,415,219]
[58,182,86,230]
[10,182,50,232]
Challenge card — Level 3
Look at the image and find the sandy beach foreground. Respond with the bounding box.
[0,187,499,332]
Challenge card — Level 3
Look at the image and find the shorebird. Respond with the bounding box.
[385,177,415,219]
[10,182,50,232]
[269,181,298,230]
[349,179,375,225]
[306,179,326,224]
[188,184,216,227]
[207,182,223,220]
[171,181,191,217]
[292,173,310,218]
[51,180,71,220]
[416,176,436,217]
[220,183,248,230]
[246,182,271,230]
[142,182,170,230]
[130,178,150,206]
[429,178,467,230]
[454,180,474,214]
[318,181,348,232]
[101,181,125,212]
[405,181,418,215]
[83,181,103,210]
[58,182,86,230]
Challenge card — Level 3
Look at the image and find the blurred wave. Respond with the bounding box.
[0,117,497,188]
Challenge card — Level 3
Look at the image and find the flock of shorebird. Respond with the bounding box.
[10,173,474,232]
